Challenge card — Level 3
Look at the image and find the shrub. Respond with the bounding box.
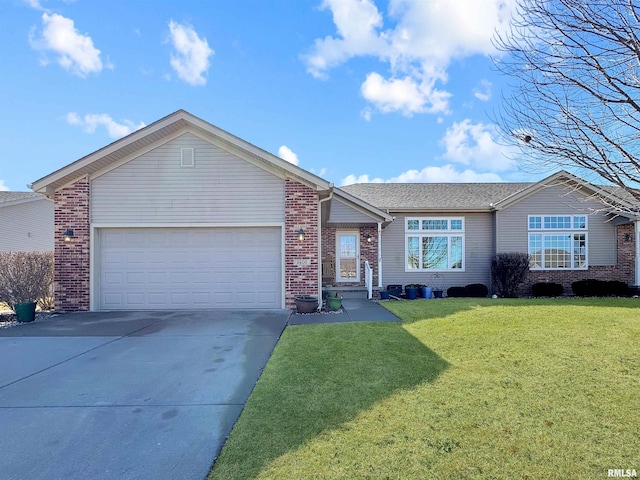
[491,252,530,298]
[607,281,629,297]
[465,283,489,298]
[532,282,564,297]
[572,279,629,297]
[572,279,603,297]
[0,252,54,311]
[447,286,467,298]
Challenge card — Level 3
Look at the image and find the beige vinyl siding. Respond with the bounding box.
[0,199,54,252]
[381,213,494,290]
[91,133,285,224]
[497,184,616,266]
[329,198,376,224]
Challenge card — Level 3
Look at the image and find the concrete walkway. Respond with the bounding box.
[289,297,401,325]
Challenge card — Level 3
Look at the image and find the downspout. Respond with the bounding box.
[318,186,334,302]
[635,219,640,286]
[377,222,383,288]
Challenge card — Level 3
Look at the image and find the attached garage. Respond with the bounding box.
[97,227,282,310]
[32,110,327,312]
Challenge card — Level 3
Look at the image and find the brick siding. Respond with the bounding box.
[54,176,90,311]
[284,179,319,308]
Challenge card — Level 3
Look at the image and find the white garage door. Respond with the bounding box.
[98,227,281,310]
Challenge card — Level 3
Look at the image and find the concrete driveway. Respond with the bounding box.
[0,310,288,480]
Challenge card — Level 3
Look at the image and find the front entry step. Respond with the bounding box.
[322,286,375,299]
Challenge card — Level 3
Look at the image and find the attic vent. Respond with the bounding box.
[181,148,195,167]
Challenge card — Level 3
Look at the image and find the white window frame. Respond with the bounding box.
[405,217,465,272]
[528,215,588,270]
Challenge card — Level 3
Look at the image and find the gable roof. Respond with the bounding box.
[31,110,332,196]
[340,182,532,212]
[0,192,48,208]
[342,170,640,217]
[329,188,393,223]
[493,171,640,217]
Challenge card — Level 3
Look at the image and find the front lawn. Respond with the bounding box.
[209,298,640,479]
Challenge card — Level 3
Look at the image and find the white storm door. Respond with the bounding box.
[336,231,360,282]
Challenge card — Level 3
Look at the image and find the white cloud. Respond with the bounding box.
[277,145,300,165]
[361,107,373,121]
[304,0,387,79]
[439,119,514,171]
[168,20,214,86]
[23,0,46,11]
[305,0,517,116]
[0,180,9,191]
[66,112,145,139]
[341,173,385,185]
[29,13,104,77]
[340,164,503,186]
[473,79,492,101]
[361,71,451,116]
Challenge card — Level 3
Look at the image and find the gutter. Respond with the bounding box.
[318,186,334,303]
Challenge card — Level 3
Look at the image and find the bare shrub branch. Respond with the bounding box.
[0,252,54,311]
[491,252,530,298]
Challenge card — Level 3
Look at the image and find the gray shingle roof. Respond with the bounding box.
[0,192,42,205]
[340,182,533,210]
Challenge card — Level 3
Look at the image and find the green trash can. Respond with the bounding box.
[14,302,37,323]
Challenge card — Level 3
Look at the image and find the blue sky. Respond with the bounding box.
[0,0,537,192]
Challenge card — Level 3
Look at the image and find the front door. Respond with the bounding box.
[336,231,360,282]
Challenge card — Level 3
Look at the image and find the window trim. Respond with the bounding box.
[405,217,465,233]
[528,215,588,270]
[527,215,588,231]
[405,217,465,272]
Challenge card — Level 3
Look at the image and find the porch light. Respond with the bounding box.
[366,233,373,243]
[625,233,633,242]
[297,228,305,242]
[63,229,74,242]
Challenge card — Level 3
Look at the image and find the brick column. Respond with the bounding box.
[54,177,90,311]
[285,179,319,308]
[616,223,635,283]
[360,226,379,287]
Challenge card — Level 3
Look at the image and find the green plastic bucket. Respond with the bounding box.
[14,302,36,323]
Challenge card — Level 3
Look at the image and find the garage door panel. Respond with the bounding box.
[99,227,281,310]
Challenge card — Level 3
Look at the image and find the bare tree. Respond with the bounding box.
[494,0,640,205]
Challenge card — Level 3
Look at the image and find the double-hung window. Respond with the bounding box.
[528,215,587,270]
[405,217,464,271]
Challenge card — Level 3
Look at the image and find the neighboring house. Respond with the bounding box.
[0,192,54,252]
[29,110,639,311]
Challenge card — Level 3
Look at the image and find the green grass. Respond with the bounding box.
[209,299,640,479]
